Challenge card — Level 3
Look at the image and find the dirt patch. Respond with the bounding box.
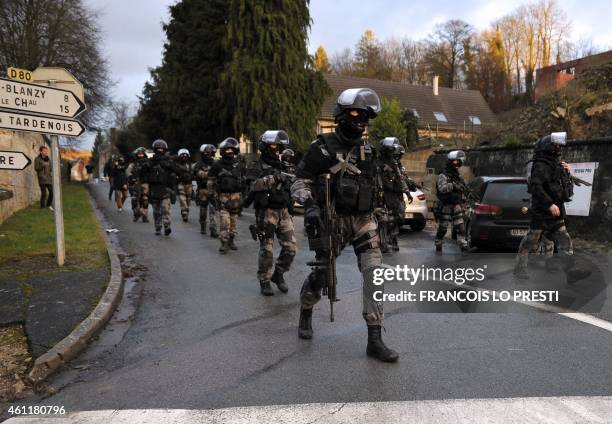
[0,325,31,402]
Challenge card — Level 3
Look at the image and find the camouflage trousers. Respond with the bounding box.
[515,219,573,270]
[218,192,241,242]
[152,198,171,230]
[435,203,467,248]
[114,188,128,209]
[130,183,149,219]
[198,188,217,231]
[177,183,193,218]
[256,208,297,281]
[301,212,384,326]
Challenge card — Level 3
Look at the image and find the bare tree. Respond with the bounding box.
[330,48,355,75]
[0,0,112,126]
[425,19,473,88]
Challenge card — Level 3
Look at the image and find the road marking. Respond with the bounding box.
[5,396,612,423]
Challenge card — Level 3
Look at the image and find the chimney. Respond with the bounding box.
[433,76,439,96]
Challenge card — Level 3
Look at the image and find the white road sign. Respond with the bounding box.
[0,77,85,118]
[0,110,85,137]
[0,150,31,170]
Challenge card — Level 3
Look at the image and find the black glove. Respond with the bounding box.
[305,204,323,228]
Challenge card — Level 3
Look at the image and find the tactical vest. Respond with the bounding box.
[526,158,572,202]
[251,161,292,209]
[147,159,171,185]
[380,160,404,193]
[176,162,193,184]
[217,161,242,193]
[317,133,377,215]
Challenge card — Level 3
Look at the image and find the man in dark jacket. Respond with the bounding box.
[111,156,129,211]
[514,132,590,284]
[34,146,53,209]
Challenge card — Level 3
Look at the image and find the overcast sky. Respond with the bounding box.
[80,0,611,148]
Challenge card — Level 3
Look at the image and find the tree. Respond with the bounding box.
[353,30,389,79]
[223,0,329,151]
[330,48,355,74]
[368,98,407,144]
[90,130,107,174]
[425,20,473,88]
[0,0,111,126]
[313,46,330,72]
[131,0,232,153]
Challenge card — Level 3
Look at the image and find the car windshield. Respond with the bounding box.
[482,181,528,203]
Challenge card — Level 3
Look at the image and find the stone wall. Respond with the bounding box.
[0,130,47,224]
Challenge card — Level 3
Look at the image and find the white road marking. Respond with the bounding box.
[5,397,612,423]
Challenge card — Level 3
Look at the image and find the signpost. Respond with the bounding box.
[0,110,85,137]
[0,77,86,118]
[0,151,31,170]
[0,67,86,266]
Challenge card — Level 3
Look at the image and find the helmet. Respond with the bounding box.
[393,144,406,159]
[177,148,190,158]
[379,137,399,156]
[535,132,566,156]
[219,137,239,158]
[333,88,381,141]
[258,130,289,160]
[281,148,295,162]
[199,144,216,155]
[447,150,466,167]
[152,139,168,155]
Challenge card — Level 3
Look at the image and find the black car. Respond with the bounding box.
[466,176,531,250]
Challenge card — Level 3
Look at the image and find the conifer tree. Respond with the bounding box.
[314,46,330,72]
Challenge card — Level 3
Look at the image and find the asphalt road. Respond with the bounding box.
[4,183,612,422]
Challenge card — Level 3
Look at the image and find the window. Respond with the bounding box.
[433,112,447,122]
[469,116,481,125]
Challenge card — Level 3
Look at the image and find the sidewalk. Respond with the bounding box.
[0,183,109,402]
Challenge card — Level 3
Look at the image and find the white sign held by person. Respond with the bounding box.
[565,162,598,216]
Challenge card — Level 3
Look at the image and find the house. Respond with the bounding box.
[319,74,497,139]
[534,50,612,101]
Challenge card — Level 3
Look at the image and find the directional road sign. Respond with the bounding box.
[32,67,85,103]
[0,150,31,170]
[0,110,85,137]
[0,77,86,118]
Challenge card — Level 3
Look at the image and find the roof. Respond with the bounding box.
[321,74,497,129]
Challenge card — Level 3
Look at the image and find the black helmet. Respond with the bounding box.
[535,132,566,156]
[393,144,406,159]
[152,139,168,155]
[258,130,289,160]
[219,137,239,158]
[178,148,190,159]
[281,148,295,162]
[333,88,381,141]
[199,144,216,157]
[379,137,399,156]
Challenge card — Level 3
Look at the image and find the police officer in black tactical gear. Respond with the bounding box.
[193,144,219,237]
[435,150,470,253]
[377,137,408,253]
[291,88,399,363]
[207,137,245,253]
[140,139,179,236]
[246,130,297,296]
[514,132,591,284]
[175,148,194,222]
[280,148,297,175]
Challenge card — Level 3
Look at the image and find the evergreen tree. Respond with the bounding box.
[313,46,330,72]
[133,0,232,152]
[368,98,407,144]
[90,131,106,174]
[223,0,329,151]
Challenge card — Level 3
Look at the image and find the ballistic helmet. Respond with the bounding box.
[178,148,190,158]
[535,132,567,156]
[152,139,168,154]
[448,150,466,165]
[281,148,295,162]
[219,137,239,158]
[199,144,216,155]
[379,137,399,155]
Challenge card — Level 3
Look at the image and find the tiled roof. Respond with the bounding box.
[321,74,497,129]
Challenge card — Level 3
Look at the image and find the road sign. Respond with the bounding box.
[0,110,85,137]
[32,67,85,102]
[7,67,33,82]
[0,150,31,170]
[0,77,85,118]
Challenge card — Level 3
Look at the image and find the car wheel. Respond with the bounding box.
[410,216,426,232]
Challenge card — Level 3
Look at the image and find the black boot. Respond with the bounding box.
[435,243,442,252]
[133,214,140,222]
[164,227,172,236]
[182,213,188,222]
[155,227,161,236]
[210,228,219,238]
[142,215,149,223]
[298,308,313,339]
[271,269,288,293]
[219,241,229,254]
[200,223,206,235]
[391,237,399,251]
[260,280,274,296]
[366,325,399,363]
[228,236,238,250]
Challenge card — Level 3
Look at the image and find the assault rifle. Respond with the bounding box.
[306,174,339,322]
[450,176,479,203]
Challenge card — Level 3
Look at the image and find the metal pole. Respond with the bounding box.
[49,79,65,266]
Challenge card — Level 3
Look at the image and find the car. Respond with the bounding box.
[465,176,531,250]
[403,188,427,231]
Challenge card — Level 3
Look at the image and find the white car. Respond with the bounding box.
[403,188,427,231]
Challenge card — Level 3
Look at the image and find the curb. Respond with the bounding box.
[27,188,123,385]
